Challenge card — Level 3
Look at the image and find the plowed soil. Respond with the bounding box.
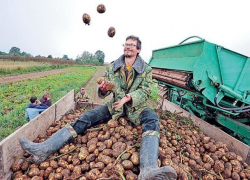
[0,68,74,84]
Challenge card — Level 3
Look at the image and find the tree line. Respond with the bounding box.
[0,47,105,66]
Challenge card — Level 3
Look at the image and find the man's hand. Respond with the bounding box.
[113,94,131,110]
[99,81,108,92]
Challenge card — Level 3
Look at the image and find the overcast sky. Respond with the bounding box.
[1,0,250,63]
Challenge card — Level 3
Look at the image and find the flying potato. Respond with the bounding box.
[82,13,91,25]
[97,4,106,13]
[108,27,115,37]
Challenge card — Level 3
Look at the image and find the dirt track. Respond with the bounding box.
[0,68,74,84]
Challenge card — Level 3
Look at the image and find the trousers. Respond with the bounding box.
[71,105,159,134]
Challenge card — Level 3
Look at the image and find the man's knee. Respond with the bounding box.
[140,108,159,132]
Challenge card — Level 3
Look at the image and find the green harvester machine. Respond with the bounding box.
[149,36,250,145]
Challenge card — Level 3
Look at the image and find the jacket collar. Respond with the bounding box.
[113,54,145,74]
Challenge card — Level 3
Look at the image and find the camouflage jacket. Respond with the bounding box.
[98,54,152,125]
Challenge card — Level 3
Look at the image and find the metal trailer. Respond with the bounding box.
[149,36,250,145]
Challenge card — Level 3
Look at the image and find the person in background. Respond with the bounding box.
[40,92,51,106]
[25,96,48,121]
[75,87,89,102]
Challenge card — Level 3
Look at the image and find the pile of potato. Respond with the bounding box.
[12,108,250,180]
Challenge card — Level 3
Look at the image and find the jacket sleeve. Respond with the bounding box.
[36,104,49,109]
[98,65,112,99]
[128,68,152,107]
[25,109,29,119]
[47,99,51,106]
[40,97,45,104]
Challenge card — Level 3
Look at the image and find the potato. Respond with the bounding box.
[78,148,89,160]
[93,162,105,170]
[103,149,112,156]
[214,160,224,173]
[202,174,214,180]
[98,131,111,141]
[31,176,43,180]
[72,165,82,176]
[55,167,64,173]
[81,135,88,144]
[12,159,24,172]
[97,4,106,13]
[88,144,97,153]
[130,152,139,165]
[58,159,69,168]
[87,131,99,139]
[226,152,237,160]
[12,171,23,179]
[126,172,138,180]
[122,160,133,170]
[98,155,113,165]
[107,119,118,128]
[39,161,50,170]
[118,117,128,126]
[86,154,96,163]
[98,173,108,178]
[61,169,71,178]
[81,162,90,172]
[82,13,91,25]
[231,160,242,173]
[232,172,240,180]
[87,138,98,147]
[50,160,58,169]
[20,161,29,171]
[108,27,115,38]
[87,169,101,180]
[121,153,131,160]
[28,167,40,177]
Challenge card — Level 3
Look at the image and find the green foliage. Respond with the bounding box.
[47,55,53,58]
[150,81,159,102]
[0,67,96,141]
[62,55,69,60]
[9,47,21,55]
[0,51,7,55]
[76,50,105,66]
[95,50,105,65]
[21,51,32,57]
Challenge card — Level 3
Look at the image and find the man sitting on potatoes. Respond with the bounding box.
[19,35,177,180]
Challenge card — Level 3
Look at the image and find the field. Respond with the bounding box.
[0,60,72,77]
[0,62,160,141]
[0,66,97,141]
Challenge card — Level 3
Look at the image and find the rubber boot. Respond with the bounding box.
[138,131,177,180]
[19,124,77,164]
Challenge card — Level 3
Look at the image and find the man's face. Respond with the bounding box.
[124,39,140,58]
[81,88,85,94]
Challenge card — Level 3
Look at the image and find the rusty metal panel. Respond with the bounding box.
[161,99,250,165]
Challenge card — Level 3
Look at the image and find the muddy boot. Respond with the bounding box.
[138,131,177,180]
[19,124,77,164]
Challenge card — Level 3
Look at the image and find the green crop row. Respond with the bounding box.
[0,62,73,77]
[0,67,96,141]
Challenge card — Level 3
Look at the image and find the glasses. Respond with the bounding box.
[123,43,137,48]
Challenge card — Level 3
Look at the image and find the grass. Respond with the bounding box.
[0,60,72,77]
[150,80,159,102]
[0,67,97,141]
